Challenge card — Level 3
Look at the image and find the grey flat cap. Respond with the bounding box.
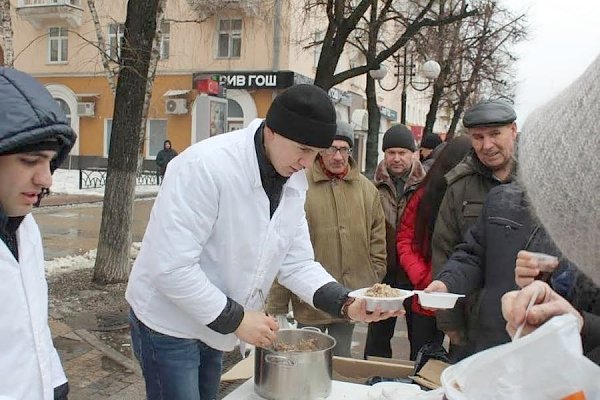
[463,99,517,128]
[334,121,354,147]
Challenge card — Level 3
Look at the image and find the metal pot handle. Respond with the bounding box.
[265,354,296,367]
[300,326,322,333]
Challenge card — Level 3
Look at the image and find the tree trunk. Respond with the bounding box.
[365,74,381,179]
[93,0,161,284]
[138,0,166,171]
[423,79,444,137]
[1,0,14,67]
[447,99,466,139]
[87,0,116,94]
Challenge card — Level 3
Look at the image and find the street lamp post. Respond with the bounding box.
[369,46,441,125]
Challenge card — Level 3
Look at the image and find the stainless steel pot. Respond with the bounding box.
[254,327,336,400]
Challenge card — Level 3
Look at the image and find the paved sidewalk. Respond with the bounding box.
[49,320,145,400]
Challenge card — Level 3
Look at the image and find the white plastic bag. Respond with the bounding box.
[441,314,600,400]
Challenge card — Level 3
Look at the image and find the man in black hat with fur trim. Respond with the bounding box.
[126,84,404,400]
[0,67,76,399]
[364,124,426,359]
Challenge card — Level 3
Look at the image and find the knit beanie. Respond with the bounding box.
[420,134,442,150]
[382,124,416,151]
[334,121,354,148]
[266,84,336,149]
[519,53,600,285]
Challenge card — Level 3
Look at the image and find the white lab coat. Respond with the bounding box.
[0,214,67,399]
[126,119,336,351]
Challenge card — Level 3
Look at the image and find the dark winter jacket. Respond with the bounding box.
[156,148,178,176]
[431,151,507,334]
[374,158,426,289]
[436,182,576,357]
[569,271,600,365]
[0,67,76,171]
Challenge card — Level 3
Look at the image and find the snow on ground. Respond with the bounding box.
[51,169,160,197]
[46,242,142,276]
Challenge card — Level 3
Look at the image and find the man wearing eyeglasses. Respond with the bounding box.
[364,124,426,359]
[268,121,387,357]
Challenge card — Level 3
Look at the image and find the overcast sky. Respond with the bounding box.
[503,0,600,124]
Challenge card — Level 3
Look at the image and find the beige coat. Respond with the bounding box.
[268,157,387,325]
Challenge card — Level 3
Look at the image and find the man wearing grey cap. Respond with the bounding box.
[429,99,518,361]
[126,85,402,399]
[268,121,387,357]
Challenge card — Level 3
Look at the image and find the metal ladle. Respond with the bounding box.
[257,289,280,350]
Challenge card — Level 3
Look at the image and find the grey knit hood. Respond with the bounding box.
[519,53,600,284]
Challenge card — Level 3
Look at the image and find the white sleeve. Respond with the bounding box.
[142,156,228,325]
[50,343,67,388]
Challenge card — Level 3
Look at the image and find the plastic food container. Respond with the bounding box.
[413,290,465,309]
[348,288,413,312]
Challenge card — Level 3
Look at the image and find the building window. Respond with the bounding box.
[146,119,167,158]
[227,98,244,132]
[55,98,71,126]
[48,27,68,63]
[217,19,242,58]
[108,23,125,60]
[160,22,170,60]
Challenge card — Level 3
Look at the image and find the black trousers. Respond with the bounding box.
[364,298,413,359]
[409,313,445,361]
[54,382,69,400]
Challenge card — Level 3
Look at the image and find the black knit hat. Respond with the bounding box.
[420,134,442,150]
[334,121,354,148]
[382,124,416,152]
[266,84,336,149]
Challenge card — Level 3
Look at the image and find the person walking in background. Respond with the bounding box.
[364,124,425,359]
[431,99,518,361]
[0,67,77,400]
[396,136,472,360]
[155,139,177,180]
[126,85,402,400]
[268,121,387,357]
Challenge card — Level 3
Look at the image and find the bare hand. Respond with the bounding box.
[346,299,405,323]
[515,251,559,288]
[424,280,448,293]
[235,311,279,348]
[501,280,583,338]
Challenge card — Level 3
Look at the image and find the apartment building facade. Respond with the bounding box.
[2,0,449,170]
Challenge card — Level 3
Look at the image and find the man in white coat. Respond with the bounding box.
[126,84,403,400]
[0,67,77,399]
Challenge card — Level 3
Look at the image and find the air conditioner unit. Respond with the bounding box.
[165,98,188,115]
[77,102,95,117]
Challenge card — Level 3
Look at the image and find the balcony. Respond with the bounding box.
[188,0,260,17]
[16,0,84,28]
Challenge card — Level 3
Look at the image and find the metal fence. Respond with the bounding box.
[78,168,161,189]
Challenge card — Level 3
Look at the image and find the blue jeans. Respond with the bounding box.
[129,311,223,400]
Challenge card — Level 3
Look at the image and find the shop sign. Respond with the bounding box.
[380,106,398,121]
[193,71,295,89]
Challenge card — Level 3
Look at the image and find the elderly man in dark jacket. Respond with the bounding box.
[426,182,576,357]
[431,100,518,360]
